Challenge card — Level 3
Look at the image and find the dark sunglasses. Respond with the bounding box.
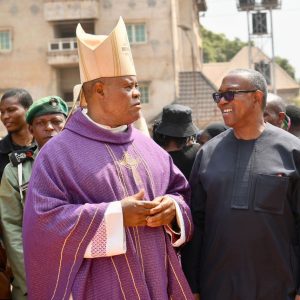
[212,90,257,103]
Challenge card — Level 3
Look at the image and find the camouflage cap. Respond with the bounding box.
[26,96,68,124]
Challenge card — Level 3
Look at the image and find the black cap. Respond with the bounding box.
[155,104,199,138]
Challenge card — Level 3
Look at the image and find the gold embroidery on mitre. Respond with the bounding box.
[119,152,142,187]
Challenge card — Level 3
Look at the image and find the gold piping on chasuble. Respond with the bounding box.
[184,209,192,242]
[105,144,128,198]
[164,236,167,270]
[124,253,141,300]
[132,144,155,194]
[77,40,90,82]
[119,152,143,187]
[130,227,139,257]
[111,31,121,77]
[167,256,188,300]
[50,206,85,300]
[134,227,145,274]
[111,257,127,300]
[126,228,145,277]
[62,206,100,300]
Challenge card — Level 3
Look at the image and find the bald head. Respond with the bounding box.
[81,75,141,128]
[264,93,288,128]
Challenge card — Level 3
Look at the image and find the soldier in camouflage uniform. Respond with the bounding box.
[0,96,68,299]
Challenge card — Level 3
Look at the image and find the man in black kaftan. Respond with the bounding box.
[183,68,300,300]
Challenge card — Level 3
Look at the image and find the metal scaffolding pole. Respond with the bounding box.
[269,8,277,93]
[247,10,252,69]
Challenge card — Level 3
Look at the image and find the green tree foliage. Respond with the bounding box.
[201,26,248,63]
[201,26,296,79]
[275,56,295,79]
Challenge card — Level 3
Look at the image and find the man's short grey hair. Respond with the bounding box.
[228,68,268,109]
[266,93,286,113]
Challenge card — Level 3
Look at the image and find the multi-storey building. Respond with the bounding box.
[1,0,217,137]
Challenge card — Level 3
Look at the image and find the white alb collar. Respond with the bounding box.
[82,109,127,133]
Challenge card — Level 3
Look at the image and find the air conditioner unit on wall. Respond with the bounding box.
[238,0,255,11]
[237,0,281,11]
[262,0,280,9]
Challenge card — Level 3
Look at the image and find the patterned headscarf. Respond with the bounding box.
[282,114,291,131]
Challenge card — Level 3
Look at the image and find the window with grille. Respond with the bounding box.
[0,30,12,51]
[252,12,268,35]
[139,82,150,104]
[126,24,147,44]
[255,61,271,85]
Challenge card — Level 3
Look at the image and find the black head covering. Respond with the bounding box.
[203,123,228,139]
[155,104,199,138]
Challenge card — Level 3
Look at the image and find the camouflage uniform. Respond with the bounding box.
[0,146,37,300]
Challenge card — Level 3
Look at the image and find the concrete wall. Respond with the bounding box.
[0,1,57,101]
[98,0,176,121]
[0,0,203,125]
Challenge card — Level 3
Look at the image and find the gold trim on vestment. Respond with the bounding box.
[105,144,128,198]
[164,235,167,270]
[111,257,127,300]
[105,145,143,298]
[50,207,85,300]
[119,152,142,187]
[131,227,139,261]
[115,148,146,271]
[135,227,145,274]
[129,227,145,275]
[132,144,155,195]
[167,256,188,300]
[62,207,100,299]
[184,209,192,242]
[124,254,141,300]
[131,227,138,251]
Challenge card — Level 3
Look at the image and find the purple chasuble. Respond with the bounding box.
[23,109,194,300]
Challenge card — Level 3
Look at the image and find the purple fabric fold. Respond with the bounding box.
[23,109,194,299]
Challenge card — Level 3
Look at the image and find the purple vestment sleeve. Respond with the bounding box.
[23,148,108,300]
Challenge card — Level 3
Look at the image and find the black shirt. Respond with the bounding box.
[169,143,201,180]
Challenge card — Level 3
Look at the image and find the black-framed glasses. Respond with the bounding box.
[212,90,257,103]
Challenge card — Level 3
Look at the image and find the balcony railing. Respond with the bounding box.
[48,37,77,52]
[47,38,78,67]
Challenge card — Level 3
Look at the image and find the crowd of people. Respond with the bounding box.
[1,16,300,300]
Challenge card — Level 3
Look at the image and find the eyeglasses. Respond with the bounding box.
[212,90,257,103]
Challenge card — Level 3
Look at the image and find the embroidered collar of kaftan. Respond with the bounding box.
[82,109,127,133]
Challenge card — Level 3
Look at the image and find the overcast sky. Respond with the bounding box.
[200,0,300,80]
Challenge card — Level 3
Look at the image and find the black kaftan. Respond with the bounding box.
[183,123,300,300]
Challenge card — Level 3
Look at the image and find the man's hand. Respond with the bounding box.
[146,195,176,227]
[295,295,300,300]
[120,190,157,227]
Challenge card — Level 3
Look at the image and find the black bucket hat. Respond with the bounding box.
[155,104,199,138]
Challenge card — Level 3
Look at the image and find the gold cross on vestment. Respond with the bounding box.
[119,152,142,186]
